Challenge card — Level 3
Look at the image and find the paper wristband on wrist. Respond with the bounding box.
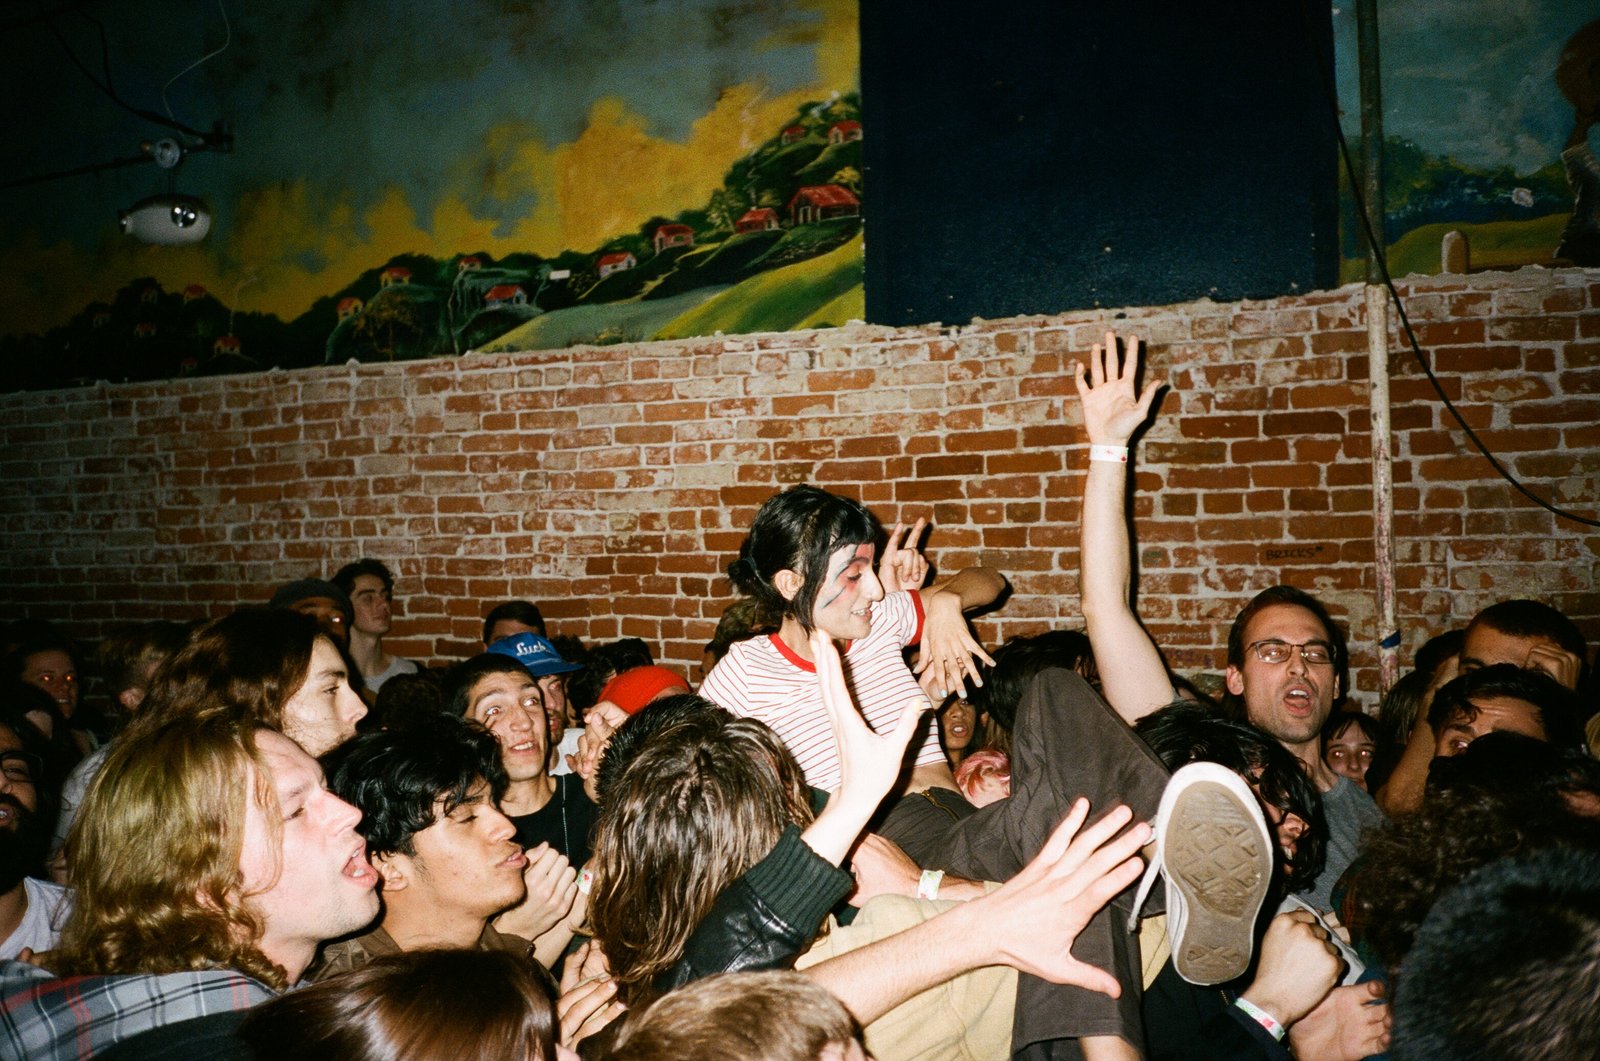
[1089,444,1129,463]
[1233,997,1285,1041]
[916,869,944,901]
[578,868,594,895]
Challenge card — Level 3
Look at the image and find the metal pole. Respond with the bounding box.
[1357,0,1399,697]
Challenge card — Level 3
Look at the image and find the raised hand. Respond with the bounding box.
[879,518,930,593]
[1074,330,1163,446]
[980,800,1150,992]
[914,597,996,700]
[814,627,925,809]
[556,939,626,1048]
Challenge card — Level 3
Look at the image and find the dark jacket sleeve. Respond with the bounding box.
[653,824,853,996]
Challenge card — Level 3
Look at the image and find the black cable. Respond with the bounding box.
[1305,2,1598,529]
[48,13,211,142]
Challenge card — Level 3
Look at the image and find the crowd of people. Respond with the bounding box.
[1,331,1595,1060]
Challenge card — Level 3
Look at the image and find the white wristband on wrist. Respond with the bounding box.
[1089,444,1129,463]
[1233,997,1285,1041]
[916,869,944,901]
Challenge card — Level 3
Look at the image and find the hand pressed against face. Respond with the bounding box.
[348,574,393,637]
[468,670,549,783]
[281,637,368,757]
[240,730,379,974]
[1322,721,1376,790]
[1433,695,1548,758]
[384,780,528,921]
[809,542,884,642]
[20,649,77,720]
[1226,604,1340,751]
[1460,624,1582,690]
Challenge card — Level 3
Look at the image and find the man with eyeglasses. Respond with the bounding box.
[1077,331,1383,914]
[0,719,70,960]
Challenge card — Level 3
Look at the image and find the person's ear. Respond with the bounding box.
[773,568,803,603]
[1225,666,1245,697]
[373,852,409,892]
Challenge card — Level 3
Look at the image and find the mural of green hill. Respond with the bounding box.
[654,232,863,339]
[1339,211,1571,281]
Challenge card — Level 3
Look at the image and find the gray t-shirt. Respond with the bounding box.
[1297,775,1384,913]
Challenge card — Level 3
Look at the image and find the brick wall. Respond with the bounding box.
[3,268,1597,706]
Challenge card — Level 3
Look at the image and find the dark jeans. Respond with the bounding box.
[880,668,1171,1057]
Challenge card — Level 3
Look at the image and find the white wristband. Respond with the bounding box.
[1233,997,1285,1041]
[1089,444,1129,464]
[917,869,944,901]
[577,868,594,895]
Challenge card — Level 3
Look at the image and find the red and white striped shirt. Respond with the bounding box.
[699,590,944,792]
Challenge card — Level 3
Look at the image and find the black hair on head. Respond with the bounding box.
[1426,663,1586,753]
[442,654,535,719]
[728,485,880,634]
[322,713,508,860]
[1221,585,1349,719]
[1136,700,1327,894]
[967,630,1096,735]
[1392,849,1600,1060]
[331,558,395,596]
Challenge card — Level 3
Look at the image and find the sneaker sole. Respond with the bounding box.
[1165,781,1272,985]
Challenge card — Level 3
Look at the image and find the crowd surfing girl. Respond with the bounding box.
[699,484,1003,794]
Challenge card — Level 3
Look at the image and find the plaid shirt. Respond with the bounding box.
[0,959,273,1060]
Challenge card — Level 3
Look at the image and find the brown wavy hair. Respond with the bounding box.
[133,608,321,735]
[589,709,813,1007]
[238,949,555,1060]
[48,713,291,989]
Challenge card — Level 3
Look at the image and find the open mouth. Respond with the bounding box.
[1282,685,1315,714]
[343,844,377,887]
[0,805,15,826]
[502,848,529,870]
[508,740,539,754]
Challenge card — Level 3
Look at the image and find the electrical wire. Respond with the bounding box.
[162,0,231,124]
[1309,4,1599,529]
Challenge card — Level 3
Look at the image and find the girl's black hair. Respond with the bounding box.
[727,485,880,633]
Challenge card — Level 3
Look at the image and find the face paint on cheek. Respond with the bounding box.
[817,558,856,611]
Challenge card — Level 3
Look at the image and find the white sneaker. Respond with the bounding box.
[1126,761,1274,985]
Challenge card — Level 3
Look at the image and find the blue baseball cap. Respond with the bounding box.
[485,632,584,677]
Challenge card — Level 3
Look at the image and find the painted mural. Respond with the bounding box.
[0,0,860,390]
[1332,2,1599,279]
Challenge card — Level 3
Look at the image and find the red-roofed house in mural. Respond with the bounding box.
[827,120,862,145]
[597,251,636,278]
[337,297,363,320]
[788,184,860,225]
[484,284,527,308]
[379,267,411,287]
[735,207,780,233]
[653,224,694,253]
[183,283,208,302]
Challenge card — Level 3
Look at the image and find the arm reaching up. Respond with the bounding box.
[804,800,1150,1025]
[801,628,928,865]
[1075,330,1175,723]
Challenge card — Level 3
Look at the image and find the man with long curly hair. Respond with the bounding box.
[0,713,381,1059]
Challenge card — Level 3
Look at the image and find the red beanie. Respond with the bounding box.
[599,665,691,715]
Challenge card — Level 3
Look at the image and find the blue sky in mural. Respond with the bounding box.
[1332,0,1593,174]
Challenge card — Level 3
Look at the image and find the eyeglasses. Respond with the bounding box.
[1246,640,1334,666]
[0,751,42,786]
